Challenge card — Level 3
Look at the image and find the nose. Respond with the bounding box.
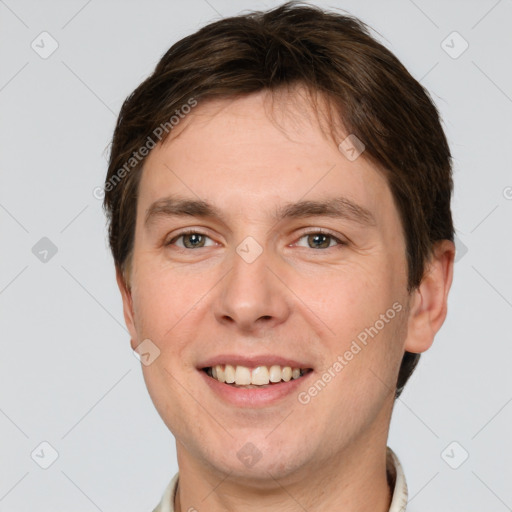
[213,247,292,333]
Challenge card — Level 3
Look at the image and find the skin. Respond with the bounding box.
[117,88,455,511]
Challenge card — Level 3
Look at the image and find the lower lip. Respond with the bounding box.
[199,370,313,407]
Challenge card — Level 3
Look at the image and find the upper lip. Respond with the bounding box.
[198,354,313,370]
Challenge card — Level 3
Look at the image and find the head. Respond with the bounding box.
[103,1,454,482]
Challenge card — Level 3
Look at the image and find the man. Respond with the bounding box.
[102,2,455,510]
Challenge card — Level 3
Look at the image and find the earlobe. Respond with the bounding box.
[404,239,455,354]
[115,267,138,350]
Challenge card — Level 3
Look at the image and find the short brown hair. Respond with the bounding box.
[103,1,454,397]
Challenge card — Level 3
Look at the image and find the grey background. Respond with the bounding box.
[1,0,511,510]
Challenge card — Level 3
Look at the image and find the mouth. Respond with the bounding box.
[198,355,314,407]
[202,364,313,388]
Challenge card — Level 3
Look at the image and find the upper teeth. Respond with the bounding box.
[207,364,306,386]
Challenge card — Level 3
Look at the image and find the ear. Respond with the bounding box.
[404,239,455,353]
[116,267,138,351]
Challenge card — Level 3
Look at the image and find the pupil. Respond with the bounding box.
[312,235,329,247]
[186,234,203,247]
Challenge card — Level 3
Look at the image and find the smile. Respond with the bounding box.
[198,355,314,406]
[203,364,312,387]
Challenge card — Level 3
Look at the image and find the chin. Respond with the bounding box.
[200,435,313,485]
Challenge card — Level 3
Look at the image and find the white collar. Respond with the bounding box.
[153,446,408,512]
[387,446,408,511]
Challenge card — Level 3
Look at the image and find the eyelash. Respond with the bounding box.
[165,228,346,249]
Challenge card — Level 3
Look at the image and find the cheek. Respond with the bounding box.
[305,266,407,391]
[295,262,399,344]
[130,265,220,386]
[315,310,408,444]
[131,263,196,339]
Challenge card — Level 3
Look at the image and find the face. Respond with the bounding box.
[120,89,415,483]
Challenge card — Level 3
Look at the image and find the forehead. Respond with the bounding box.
[137,89,397,229]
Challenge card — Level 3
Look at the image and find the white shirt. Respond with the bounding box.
[152,446,408,512]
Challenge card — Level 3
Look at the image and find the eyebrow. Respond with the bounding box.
[144,195,376,228]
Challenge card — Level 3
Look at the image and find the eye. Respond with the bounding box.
[165,229,347,249]
[295,232,344,249]
[167,231,216,249]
